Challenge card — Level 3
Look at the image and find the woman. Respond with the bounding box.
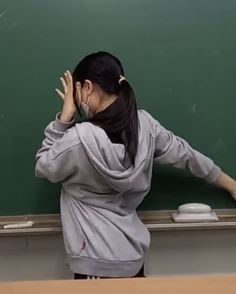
[35,51,236,279]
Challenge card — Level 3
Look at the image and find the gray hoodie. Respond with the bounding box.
[35,110,221,277]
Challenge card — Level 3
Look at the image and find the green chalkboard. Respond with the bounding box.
[0,0,236,216]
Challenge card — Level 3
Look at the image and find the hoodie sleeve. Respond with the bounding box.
[35,113,81,183]
[143,111,221,183]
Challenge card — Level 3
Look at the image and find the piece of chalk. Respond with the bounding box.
[3,221,34,229]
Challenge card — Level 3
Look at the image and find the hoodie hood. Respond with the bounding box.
[75,113,153,193]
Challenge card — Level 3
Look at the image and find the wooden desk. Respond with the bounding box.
[1,276,236,294]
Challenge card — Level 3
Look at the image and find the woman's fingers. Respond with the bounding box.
[64,71,70,87]
[65,70,73,91]
[60,77,67,93]
[64,72,69,84]
[55,88,65,100]
[57,70,73,103]
[66,70,73,82]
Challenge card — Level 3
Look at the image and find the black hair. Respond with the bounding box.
[72,52,139,166]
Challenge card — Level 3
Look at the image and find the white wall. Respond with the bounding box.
[146,230,236,276]
[0,230,236,281]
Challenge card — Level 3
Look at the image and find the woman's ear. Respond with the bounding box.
[84,79,93,96]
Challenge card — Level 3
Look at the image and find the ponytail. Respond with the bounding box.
[87,80,138,166]
[118,80,139,165]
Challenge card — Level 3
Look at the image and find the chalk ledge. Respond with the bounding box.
[0,209,236,236]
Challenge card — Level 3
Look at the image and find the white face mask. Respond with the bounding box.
[80,101,93,118]
[80,93,93,118]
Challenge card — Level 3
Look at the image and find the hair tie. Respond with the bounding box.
[118,75,126,84]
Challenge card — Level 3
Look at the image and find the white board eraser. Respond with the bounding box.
[172,203,219,223]
[179,203,211,214]
[3,221,34,229]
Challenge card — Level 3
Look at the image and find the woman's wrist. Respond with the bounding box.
[59,108,75,123]
[216,172,236,194]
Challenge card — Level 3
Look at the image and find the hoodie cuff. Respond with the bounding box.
[53,112,75,132]
[205,165,221,183]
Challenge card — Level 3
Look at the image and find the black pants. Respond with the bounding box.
[74,266,145,280]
